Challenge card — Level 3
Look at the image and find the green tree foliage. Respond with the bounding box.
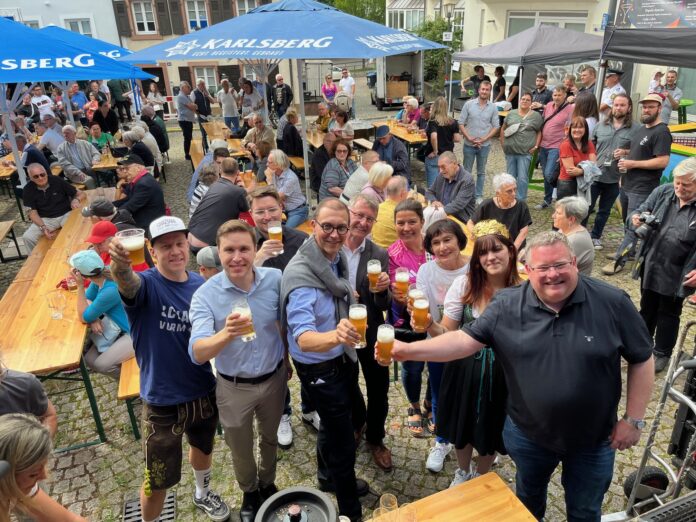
[414,17,463,89]
[328,0,386,24]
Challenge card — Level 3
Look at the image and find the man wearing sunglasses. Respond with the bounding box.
[22,163,82,252]
[281,198,369,522]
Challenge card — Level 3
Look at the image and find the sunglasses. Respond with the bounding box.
[31,173,47,180]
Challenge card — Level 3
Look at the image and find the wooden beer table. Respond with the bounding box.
[373,473,535,521]
[0,194,111,451]
[372,121,427,146]
[201,120,229,140]
[306,129,325,150]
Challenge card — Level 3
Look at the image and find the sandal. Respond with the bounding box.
[422,401,435,435]
[406,407,424,438]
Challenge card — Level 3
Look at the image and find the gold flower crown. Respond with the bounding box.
[472,220,510,239]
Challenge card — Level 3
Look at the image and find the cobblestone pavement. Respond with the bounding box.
[1,73,695,521]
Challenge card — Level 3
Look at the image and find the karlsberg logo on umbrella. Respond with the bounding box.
[164,37,334,58]
[1,53,96,71]
[356,33,423,53]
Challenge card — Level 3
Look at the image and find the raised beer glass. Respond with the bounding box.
[232,297,256,342]
[412,297,430,333]
[367,259,381,292]
[115,229,146,266]
[349,304,368,348]
[376,324,395,366]
[395,267,410,296]
[268,220,284,255]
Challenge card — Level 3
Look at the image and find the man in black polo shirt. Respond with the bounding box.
[530,73,553,113]
[391,231,654,522]
[22,163,81,252]
[188,158,249,252]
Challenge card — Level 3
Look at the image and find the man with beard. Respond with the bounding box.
[587,94,638,250]
[603,93,672,275]
[653,69,683,126]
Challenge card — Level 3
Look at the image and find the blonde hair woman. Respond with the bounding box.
[0,414,86,522]
[424,96,460,187]
[359,162,393,203]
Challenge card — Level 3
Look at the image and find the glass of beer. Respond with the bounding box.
[268,220,284,255]
[408,284,425,309]
[395,267,410,296]
[231,297,256,342]
[367,259,381,292]
[376,324,395,367]
[115,229,146,266]
[349,304,368,348]
[412,297,430,333]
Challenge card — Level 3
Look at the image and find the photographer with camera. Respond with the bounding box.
[630,157,696,373]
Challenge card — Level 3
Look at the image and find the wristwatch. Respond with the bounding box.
[622,413,646,430]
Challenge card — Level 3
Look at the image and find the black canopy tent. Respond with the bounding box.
[600,26,696,69]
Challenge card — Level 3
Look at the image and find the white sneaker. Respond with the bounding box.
[449,468,470,487]
[277,414,293,448]
[302,411,321,431]
[426,442,453,473]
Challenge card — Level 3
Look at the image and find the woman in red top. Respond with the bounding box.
[558,116,597,200]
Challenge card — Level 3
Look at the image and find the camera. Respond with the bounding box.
[635,212,660,240]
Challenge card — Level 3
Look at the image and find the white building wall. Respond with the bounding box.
[0,0,120,44]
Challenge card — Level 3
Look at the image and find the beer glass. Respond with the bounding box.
[412,297,430,333]
[380,493,398,512]
[367,259,381,292]
[268,220,284,255]
[115,229,146,266]
[232,297,256,342]
[399,503,418,522]
[376,324,395,366]
[407,284,425,308]
[395,267,410,296]
[349,304,368,348]
[46,290,66,320]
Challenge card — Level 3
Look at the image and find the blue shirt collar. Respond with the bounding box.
[220,266,264,293]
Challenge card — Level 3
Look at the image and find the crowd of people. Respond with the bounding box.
[0,62,695,522]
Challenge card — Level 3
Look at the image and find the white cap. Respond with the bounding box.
[149,216,188,244]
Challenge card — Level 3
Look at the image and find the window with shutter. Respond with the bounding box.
[132,1,157,34]
[179,66,193,87]
[156,0,173,36]
[170,0,186,34]
[113,0,132,37]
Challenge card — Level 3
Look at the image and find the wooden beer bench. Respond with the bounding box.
[288,156,305,174]
[0,220,25,263]
[118,356,142,440]
[353,138,373,151]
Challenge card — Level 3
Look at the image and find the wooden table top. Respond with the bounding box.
[372,121,427,145]
[202,120,229,140]
[374,473,534,521]
[499,110,509,118]
[92,155,119,171]
[226,138,252,159]
[307,129,326,150]
[0,153,17,179]
[0,194,107,374]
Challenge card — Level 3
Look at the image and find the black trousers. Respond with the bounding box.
[294,355,361,520]
[640,287,685,357]
[198,116,209,153]
[114,99,131,122]
[351,346,389,446]
[179,120,193,158]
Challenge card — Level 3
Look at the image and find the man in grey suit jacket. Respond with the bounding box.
[425,151,475,223]
[341,194,393,471]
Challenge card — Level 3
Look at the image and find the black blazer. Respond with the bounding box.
[355,239,391,349]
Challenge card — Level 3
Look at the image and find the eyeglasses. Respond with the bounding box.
[350,209,376,224]
[252,207,281,216]
[316,221,349,235]
[527,261,573,274]
[335,148,349,154]
[30,173,47,180]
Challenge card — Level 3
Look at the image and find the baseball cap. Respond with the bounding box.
[117,154,145,167]
[148,216,188,244]
[375,125,390,139]
[69,250,105,277]
[81,198,116,218]
[607,69,624,77]
[85,221,118,244]
[196,246,222,270]
[639,93,664,105]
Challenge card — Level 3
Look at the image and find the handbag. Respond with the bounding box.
[503,123,521,138]
[89,315,123,353]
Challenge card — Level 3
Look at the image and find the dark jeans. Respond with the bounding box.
[179,120,193,158]
[401,360,432,406]
[503,417,615,522]
[615,189,651,258]
[351,344,390,446]
[294,355,361,520]
[556,178,577,201]
[588,181,620,239]
[113,99,131,123]
[283,373,316,416]
[640,288,685,358]
[427,361,446,443]
[198,116,209,153]
[539,146,560,204]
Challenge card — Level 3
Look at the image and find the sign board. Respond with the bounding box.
[601,13,609,30]
[442,31,453,42]
[615,0,696,28]
[452,61,460,72]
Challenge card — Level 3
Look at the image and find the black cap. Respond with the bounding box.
[607,69,624,76]
[81,198,116,218]
[117,154,145,167]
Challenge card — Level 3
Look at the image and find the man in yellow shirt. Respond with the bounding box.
[371,175,408,248]
[315,103,331,132]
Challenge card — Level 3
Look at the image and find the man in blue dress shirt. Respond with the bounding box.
[280,198,370,522]
[189,219,288,522]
